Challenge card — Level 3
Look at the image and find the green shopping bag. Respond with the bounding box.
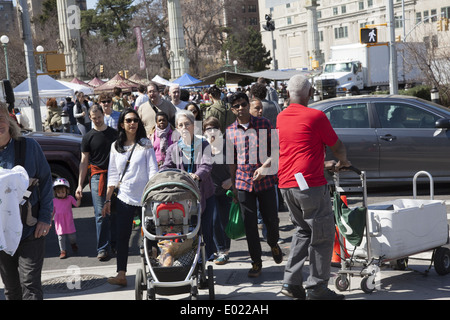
[333,192,366,247]
[225,190,246,239]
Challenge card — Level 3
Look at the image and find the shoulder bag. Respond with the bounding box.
[110,143,136,212]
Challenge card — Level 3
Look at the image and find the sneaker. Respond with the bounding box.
[214,253,229,265]
[248,262,262,278]
[97,250,109,261]
[280,283,306,300]
[271,244,283,264]
[306,286,345,300]
[59,250,67,259]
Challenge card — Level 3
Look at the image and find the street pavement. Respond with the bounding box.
[1,185,450,304]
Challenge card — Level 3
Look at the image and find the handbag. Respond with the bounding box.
[333,191,366,247]
[225,190,246,240]
[110,143,136,212]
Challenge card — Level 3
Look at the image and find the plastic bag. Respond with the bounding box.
[225,190,246,239]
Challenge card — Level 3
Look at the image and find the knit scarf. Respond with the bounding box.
[155,125,171,153]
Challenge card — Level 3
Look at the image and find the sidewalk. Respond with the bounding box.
[24,249,450,301]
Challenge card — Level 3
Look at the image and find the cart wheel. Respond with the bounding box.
[335,275,349,291]
[135,268,145,300]
[434,247,450,275]
[361,276,376,294]
[207,265,215,300]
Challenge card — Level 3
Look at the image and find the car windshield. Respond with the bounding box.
[324,62,352,73]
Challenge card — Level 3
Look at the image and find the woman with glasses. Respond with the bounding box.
[102,109,158,286]
[99,93,120,130]
[161,109,217,261]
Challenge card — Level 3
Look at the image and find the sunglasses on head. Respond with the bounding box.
[101,100,112,104]
[125,118,139,123]
[231,101,248,109]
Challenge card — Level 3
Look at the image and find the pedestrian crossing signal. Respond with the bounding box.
[360,28,377,44]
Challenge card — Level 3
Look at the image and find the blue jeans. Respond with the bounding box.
[201,195,217,260]
[90,174,111,254]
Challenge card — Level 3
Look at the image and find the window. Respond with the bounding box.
[333,7,338,15]
[359,1,364,10]
[423,10,429,23]
[249,18,258,25]
[248,5,257,13]
[431,9,437,22]
[367,0,373,8]
[334,26,348,39]
[375,103,440,129]
[325,103,369,129]
[441,6,450,19]
[286,3,290,8]
[395,16,403,28]
[319,30,324,42]
[287,17,292,25]
[242,5,245,13]
[341,5,346,14]
[416,12,422,24]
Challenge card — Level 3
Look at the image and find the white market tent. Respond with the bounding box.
[57,80,94,96]
[151,75,173,87]
[13,74,74,130]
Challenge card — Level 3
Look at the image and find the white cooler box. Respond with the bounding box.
[366,199,449,260]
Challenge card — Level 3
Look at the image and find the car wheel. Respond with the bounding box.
[50,163,77,196]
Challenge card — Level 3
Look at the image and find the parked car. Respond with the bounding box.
[22,131,82,195]
[309,95,450,186]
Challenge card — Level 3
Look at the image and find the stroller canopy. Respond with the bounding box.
[141,169,201,205]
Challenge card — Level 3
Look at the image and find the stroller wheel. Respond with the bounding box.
[135,268,145,300]
[361,276,376,294]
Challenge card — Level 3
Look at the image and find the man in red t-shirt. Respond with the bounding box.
[276,74,351,300]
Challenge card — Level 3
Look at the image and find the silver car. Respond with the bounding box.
[309,95,450,185]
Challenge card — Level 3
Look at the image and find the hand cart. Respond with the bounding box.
[332,168,450,294]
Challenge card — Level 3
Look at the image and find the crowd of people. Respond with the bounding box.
[0,74,351,300]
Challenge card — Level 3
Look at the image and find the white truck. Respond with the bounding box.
[314,42,424,99]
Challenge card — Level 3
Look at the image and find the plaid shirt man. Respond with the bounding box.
[226,115,276,192]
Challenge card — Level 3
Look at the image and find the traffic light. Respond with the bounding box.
[437,19,442,32]
[118,70,124,77]
[360,28,377,44]
[263,14,275,32]
[124,70,129,79]
[444,18,449,31]
[100,65,104,73]
[395,35,401,42]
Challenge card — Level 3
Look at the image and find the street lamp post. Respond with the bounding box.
[233,60,238,73]
[1,35,10,80]
[36,45,44,72]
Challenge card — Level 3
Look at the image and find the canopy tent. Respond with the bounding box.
[87,77,106,87]
[70,77,92,87]
[13,74,75,131]
[57,80,94,96]
[197,69,312,86]
[94,73,140,94]
[172,73,201,86]
[151,75,173,87]
[129,74,151,86]
[14,74,74,100]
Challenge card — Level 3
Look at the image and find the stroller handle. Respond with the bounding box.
[342,165,361,175]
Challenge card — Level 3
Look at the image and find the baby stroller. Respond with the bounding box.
[135,169,215,300]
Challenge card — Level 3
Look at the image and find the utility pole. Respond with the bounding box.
[18,0,42,131]
[387,0,398,94]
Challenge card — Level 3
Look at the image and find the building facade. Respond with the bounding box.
[258,0,450,70]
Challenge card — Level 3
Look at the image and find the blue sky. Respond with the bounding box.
[86,0,96,9]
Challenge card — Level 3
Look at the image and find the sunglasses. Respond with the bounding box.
[231,101,248,109]
[101,100,112,104]
[125,118,139,123]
